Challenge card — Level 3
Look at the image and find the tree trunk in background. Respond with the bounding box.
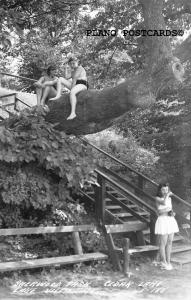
[175,34,191,62]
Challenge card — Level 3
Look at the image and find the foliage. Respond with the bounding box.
[15,32,67,91]
[0,107,97,227]
[86,129,159,177]
[0,0,191,90]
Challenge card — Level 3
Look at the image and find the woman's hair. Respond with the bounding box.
[47,66,56,76]
[68,56,81,64]
[156,182,170,197]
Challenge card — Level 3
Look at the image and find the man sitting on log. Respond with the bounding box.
[33,66,58,106]
[48,56,88,120]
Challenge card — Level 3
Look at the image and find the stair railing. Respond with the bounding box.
[80,137,191,239]
[0,72,35,119]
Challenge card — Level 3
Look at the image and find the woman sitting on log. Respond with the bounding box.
[155,182,179,270]
[49,56,88,120]
[34,66,58,106]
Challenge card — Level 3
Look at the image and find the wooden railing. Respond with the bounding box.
[80,137,191,239]
[0,224,108,272]
[80,137,158,187]
[0,72,37,83]
[0,74,34,120]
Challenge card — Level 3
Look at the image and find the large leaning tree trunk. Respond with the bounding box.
[42,0,183,135]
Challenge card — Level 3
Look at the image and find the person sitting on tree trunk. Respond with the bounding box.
[34,66,58,106]
[49,56,88,120]
[155,183,179,271]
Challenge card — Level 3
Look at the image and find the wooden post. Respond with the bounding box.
[135,175,145,245]
[95,173,106,225]
[150,212,157,245]
[138,175,144,193]
[102,227,122,271]
[134,175,144,204]
[72,232,83,254]
[123,238,130,275]
[136,231,146,246]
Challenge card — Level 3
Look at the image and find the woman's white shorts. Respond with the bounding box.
[155,215,179,235]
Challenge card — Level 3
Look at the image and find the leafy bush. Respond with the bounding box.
[86,129,159,176]
[0,106,97,228]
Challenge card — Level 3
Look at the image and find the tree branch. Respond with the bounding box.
[98,47,117,79]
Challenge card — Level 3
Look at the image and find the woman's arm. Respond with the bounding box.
[155,196,165,205]
[71,67,82,89]
[42,78,58,87]
[155,192,172,205]
[33,76,44,88]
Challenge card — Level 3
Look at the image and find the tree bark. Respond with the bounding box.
[175,34,191,63]
[139,0,184,94]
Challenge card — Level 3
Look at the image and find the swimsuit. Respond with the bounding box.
[76,79,89,89]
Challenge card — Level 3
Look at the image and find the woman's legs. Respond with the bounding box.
[158,234,168,264]
[41,86,57,105]
[166,233,174,264]
[36,87,43,105]
[49,77,72,101]
[67,84,87,120]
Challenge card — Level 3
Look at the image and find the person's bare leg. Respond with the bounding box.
[166,233,174,264]
[49,77,72,101]
[159,234,168,265]
[67,84,87,120]
[41,86,51,105]
[67,92,77,120]
[36,87,42,105]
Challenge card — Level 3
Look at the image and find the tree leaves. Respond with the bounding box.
[0,106,97,227]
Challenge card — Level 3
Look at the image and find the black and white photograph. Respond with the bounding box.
[0,0,190,299]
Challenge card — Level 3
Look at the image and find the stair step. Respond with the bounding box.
[115,244,191,256]
[105,199,137,209]
[105,221,148,233]
[173,235,185,242]
[86,191,95,195]
[107,193,130,200]
[106,205,123,210]
[142,230,184,239]
[107,197,128,201]
[171,250,191,265]
[114,212,149,218]
[171,244,191,254]
[115,245,159,253]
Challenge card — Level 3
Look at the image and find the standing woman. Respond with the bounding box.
[49,56,88,120]
[155,183,179,270]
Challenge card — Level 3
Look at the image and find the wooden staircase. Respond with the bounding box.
[0,87,36,121]
[80,138,191,269]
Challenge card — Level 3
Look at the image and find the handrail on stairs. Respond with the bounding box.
[79,137,157,186]
[0,72,37,83]
[80,137,191,211]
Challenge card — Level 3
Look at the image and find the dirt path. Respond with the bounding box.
[0,262,191,300]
